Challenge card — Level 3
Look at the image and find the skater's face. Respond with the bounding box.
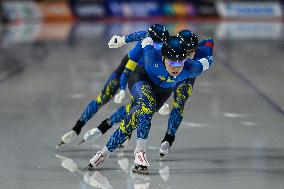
[164,58,185,77]
[186,48,196,59]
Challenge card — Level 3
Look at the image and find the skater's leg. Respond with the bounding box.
[88,81,156,169]
[79,71,120,126]
[59,55,129,146]
[106,81,156,151]
[81,101,132,144]
[76,54,129,129]
[160,78,195,157]
[108,103,130,126]
[167,78,195,136]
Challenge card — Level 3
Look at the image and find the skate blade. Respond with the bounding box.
[118,145,125,149]
[132,166,149,175]
[56,141,65,148]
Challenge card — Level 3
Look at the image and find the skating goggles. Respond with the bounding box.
[153,42,162,49]
[165,58,186,67]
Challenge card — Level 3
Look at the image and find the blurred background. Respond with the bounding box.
[0,0,284,189]
[0,0,283,84]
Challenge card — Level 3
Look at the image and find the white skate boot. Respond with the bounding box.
[159,141,171,159]
[88,151,108,170]
[78,128,102,145]
[132,151,150,175]
[57,130,77,147]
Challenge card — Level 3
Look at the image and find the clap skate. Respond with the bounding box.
[57,120,84,147]
[132,151,150,175]
[57,130,77,147]
[78,127,102,146]
[87,151,108,170]
[159,133,175,159]
[159,141,171,159]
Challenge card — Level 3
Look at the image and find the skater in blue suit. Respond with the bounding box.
[87,36,214,174]
[81,31,214,160]
[57,24,169,146]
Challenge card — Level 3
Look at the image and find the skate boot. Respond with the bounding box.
[57,130,77,147]
[78,127,102,145]
[132,151,150,175]
[57,120,84,147]
[87,151,108,170]
[159,133,175,159]
[80,119,112,145]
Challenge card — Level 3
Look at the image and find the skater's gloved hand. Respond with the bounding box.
[198,38,214,48]
[158,103,170,115]
[141,37,153,48]
[114,90,125,104]
[108,35,126,48]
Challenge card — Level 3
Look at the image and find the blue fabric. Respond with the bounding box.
[119,68,132,90]
[108,105,127,126]
[105,81,156,151]
[167,78,195,136]
[125,31,149,43]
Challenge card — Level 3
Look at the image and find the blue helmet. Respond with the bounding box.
[162,36,187,61]
[177,30,198,50]
[148,24,169,43]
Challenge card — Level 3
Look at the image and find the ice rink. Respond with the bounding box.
[1,21,284,189]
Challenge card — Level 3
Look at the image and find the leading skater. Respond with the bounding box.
[81,30,214,159]
[87,36,214,174]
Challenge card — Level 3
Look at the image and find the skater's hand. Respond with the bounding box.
[141,37,153,48]
[158,103,170,115]
[114,90,125,104]
[108,35,126,48]
[198,38,214,48]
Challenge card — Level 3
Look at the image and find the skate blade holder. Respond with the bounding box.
[86,163,94,171]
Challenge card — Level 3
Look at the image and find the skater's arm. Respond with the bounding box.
[195,38,214,58]
[127,42,143,68]
[183,56,214,77]
[125,31,149,43]
[108,31,149,48]
[119,67,133,90]
[183,38,215,76]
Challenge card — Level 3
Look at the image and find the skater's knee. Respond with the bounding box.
[119,120,135,136]
[172,101,185,114]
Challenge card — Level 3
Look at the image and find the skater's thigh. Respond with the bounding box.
[174,78,196,100]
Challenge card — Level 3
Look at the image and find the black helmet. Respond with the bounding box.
[162,36,187,61]
[148,24,169,43]
[177,30,198,50]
